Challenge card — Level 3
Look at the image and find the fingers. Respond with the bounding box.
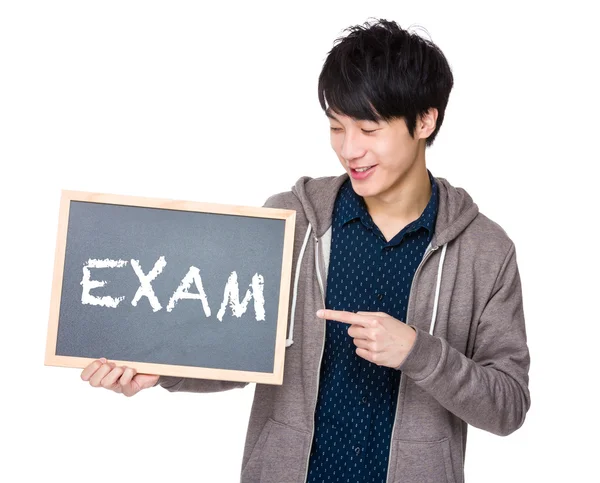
[80,358,107,382]
[357,311,388,318]
[81,358,138,394]
[356,347,379,364]
[317,309,378,327]
[119,367,138,387]
[352,337,377,352]
[101,365,126,389]
[347,325,374,340]
[347,322,382,359]
[120,369,140,397]
[88,360,115,388]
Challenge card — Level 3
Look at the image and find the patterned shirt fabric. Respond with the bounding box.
[306,170,439,483]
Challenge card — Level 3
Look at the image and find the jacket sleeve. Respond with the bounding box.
[398,243,531,436]
[156,194,288,395]
[156,376,248,393]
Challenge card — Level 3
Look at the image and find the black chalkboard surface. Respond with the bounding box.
[45,191,296,385]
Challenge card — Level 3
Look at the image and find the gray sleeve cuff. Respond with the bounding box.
[396,325,444,382]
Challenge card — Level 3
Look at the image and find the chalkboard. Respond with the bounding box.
[45,190,296,385]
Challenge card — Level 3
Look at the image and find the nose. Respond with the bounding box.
[339,129,367,162]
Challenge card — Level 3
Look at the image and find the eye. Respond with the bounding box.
[330,127,343,132]
[361,129,377,134]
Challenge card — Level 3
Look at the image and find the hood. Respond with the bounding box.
[290,172,480,245]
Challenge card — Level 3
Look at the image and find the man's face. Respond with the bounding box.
[327,109,427,202]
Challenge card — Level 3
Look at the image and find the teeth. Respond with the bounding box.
[355,166,372,172]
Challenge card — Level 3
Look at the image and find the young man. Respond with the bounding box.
[82,19,530,483]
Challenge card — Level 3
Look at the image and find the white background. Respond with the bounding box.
[1,1,598,482]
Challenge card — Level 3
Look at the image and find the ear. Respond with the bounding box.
[417,108,438,140]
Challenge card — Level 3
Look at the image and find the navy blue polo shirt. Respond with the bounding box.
[306,170,438,483]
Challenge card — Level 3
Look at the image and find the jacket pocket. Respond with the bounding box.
[388,437,456,483]
[241,418,310,483]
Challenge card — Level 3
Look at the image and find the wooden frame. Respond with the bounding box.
[45,190,296,385]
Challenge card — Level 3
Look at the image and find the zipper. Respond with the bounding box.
[385,242,439,483]
[303,236,327,483]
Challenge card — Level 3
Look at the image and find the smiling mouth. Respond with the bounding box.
[349,165,377,180]
[351,165,375,173]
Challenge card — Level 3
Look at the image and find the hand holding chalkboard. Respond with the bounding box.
[80,358,159,397]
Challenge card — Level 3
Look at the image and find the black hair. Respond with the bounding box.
[318,18,454,147]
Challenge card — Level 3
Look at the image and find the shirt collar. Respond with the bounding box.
[336,169,438,236]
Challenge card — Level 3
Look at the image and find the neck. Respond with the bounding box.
[363,160,431,223]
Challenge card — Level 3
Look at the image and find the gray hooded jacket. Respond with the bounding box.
[158,173,531,483]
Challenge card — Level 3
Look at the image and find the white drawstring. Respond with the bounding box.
[286,224,313,347]
[429,243,448,336]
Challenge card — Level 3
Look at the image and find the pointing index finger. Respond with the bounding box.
[316,309,375,327]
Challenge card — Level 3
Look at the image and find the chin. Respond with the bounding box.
[349,179,384,199]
